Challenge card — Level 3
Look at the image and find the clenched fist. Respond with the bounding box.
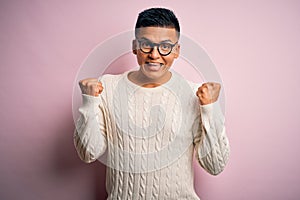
[79,78,103,97]
[196,82,221,105]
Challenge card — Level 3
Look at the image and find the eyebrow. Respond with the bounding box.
[139,37,173,43]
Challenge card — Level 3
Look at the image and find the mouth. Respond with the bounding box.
[145,62,163,71]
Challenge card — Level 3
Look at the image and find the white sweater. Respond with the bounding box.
[74,70,230,200]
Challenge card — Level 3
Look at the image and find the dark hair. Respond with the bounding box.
[135,8,180,38]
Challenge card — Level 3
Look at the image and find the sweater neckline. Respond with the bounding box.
[124,70,176,91]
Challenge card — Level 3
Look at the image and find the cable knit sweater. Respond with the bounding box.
[74,70,230,200]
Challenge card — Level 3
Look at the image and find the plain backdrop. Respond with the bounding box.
[1,0,300,200]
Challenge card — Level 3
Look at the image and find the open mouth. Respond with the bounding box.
[145,62,163,71]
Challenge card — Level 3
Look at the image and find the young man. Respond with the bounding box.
[74,8,230,199]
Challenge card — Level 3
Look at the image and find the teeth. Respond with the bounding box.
[146,62,162,66]
[146,62,162,71]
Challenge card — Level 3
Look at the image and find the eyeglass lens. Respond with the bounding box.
[139,40,176,56]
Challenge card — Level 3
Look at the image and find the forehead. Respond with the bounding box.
[136,27,178,42]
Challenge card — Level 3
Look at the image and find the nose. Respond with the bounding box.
[149,46,160,59]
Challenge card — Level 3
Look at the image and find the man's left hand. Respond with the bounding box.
[196,82,221,105]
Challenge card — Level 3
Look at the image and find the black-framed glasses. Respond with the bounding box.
[137,39,178,56]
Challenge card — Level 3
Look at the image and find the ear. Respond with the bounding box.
[132,40,137,55]
[173,44,180,59]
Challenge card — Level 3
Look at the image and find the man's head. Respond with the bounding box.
[135,7,180,38]
[132,8,181,83]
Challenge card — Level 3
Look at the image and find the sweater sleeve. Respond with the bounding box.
[193,101,230,175]
[73,94,107,163]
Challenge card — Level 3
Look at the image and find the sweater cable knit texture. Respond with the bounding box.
[74,70,230,200]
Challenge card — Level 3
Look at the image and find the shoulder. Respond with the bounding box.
[172,71,202,94]
[186,80,201,94]
[98,73,122,82]
[98,71,129,85]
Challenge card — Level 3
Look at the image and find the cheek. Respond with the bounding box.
[136,52,145,65]
[164,57,176,67]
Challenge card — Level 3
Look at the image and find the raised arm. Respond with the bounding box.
[73,78,107,163]
[194,82,230,175]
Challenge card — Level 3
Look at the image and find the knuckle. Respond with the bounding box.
[79,80,85,86]
[86,82,93,87]
[79,78,98,87]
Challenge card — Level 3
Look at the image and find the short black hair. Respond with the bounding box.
[135,8,180,38]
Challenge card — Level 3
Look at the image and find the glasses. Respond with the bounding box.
[137,39,178,56]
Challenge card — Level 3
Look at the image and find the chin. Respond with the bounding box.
[141,64,170,81]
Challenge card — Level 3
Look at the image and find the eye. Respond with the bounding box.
[141,41,152,49]
[160,43,172,51]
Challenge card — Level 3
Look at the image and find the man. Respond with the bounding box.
[74,8,230,199]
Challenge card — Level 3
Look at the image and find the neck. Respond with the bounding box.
[128,71,171,88]
[141,83,162,88]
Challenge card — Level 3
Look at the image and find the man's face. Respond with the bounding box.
[133,27,180,82]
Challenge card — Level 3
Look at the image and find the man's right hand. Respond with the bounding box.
[79,78,103,97]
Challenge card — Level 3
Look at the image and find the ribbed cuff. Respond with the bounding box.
[200,101,223,119]
[81,94,102,109]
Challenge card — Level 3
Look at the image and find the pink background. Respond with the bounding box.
[1,0,300,199]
